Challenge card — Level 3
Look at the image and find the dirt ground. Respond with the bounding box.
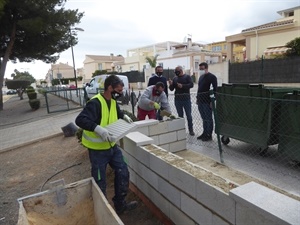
[0,135,163,225]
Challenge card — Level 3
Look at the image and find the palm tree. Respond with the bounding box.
[145,54,159,68]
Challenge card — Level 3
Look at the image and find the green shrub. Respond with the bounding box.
[38,88,47,96]
[26,86,35,92]
[27,91,37,100]
[29,99,40,110]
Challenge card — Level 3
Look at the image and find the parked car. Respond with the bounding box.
[6,89,17,95]
[69,84,76,89]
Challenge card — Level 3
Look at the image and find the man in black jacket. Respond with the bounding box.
[196,62,217,141]
[169,65,195,135]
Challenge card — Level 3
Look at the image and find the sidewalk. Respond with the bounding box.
[0,94,82,153]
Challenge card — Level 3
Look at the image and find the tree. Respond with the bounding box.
[285,37,300,57]
[0,0,84,110]
[92,70,108,77]
[6,79,30,100]
[12,69,36,84]
[145,54,159,68]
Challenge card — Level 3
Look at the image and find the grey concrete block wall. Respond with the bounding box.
[133,118,186,153]
[122,121,300,225]
[230,182,300,225]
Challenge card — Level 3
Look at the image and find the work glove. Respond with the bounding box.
[153,102,160,110]
[169,115,176,119]
[94,125,113,142]
[123,114,133,123]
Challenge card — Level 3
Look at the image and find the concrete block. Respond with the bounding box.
[169,204,196,225]
[169,140,186,153]
[158,131,177,145]
[159,143,170,151]
[128,167,137,185]
[125,131,154,146]
[235,202,282,225]
[136,174,151,198]
[135,126,149,136]
[134,119,158,128]
[149,152,169,180]
[169,165,197,198]
[149,121,169,136]
[177,129,187,141]
[136,146,150,167]
[158,176,181,208]
[196,180,235,224]
[149,186,170,218]
[167,118,186,132]
[123,136,137,156]
[181,192,213,225]
[138,162,159,190]
[125,152,139,173]
[230,182,300,225]
[150,135,159,145]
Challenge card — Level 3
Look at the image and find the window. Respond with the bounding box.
[194,61,199,70]
[57,73,62,79]
[98,63,102,70]
[224,45,227,50]
[89,78,95,87]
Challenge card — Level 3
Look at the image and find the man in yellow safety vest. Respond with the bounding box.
[75,74,137,215]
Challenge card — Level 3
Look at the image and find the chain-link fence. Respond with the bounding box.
[120,88,300,183]
[44,85,300,182]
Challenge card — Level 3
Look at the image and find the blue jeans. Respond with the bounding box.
[88,145,129,210]
[198,103,213,135]
[175,100,193,132]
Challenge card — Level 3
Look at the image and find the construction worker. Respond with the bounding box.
[75,74,137,215]
[137,82,172,120]
[147,65,168,120]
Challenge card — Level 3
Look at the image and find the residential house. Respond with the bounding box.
[83,54,124,82]
[122,38,222,85]
[226,6,300,61]
[45,63,74,86]
[206,41,246,62]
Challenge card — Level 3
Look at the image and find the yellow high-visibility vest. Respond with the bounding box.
[82,94,118,150]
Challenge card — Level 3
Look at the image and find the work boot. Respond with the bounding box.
[115,201,138,215]
[189,130,195,136]
[197,133,205,140]
[201,134,212,141]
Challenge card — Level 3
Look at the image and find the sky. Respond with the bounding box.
[4,0,300,80]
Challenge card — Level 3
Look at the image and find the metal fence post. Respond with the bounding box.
[210,89,224,163]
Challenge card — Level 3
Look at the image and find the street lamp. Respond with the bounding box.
[70,27,84,89]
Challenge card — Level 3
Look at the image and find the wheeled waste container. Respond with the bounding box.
[216,83,297,150]
[278,91,300,162]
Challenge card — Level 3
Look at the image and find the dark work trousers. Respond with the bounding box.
[175,99,194,132]
[198,103,213,135]
[88,145,129,211]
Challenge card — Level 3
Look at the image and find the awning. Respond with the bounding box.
[264,47,290,56]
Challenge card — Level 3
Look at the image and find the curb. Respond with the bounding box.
[0,133,63,154]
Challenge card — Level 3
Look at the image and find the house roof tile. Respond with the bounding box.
[242,19,294,32]
[85,54,124,62]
